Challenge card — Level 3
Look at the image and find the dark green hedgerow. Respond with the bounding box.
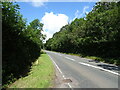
[2,2,44,88]
[45,2,120,65]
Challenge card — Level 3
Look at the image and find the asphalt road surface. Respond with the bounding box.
[45,50,120,88]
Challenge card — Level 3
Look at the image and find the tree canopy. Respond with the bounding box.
[45,2,120,65]
[2,2,45,87]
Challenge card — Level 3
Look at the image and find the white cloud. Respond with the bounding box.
[79,6,89,17]
[75,10,79,18]
[41,12,69,40]
[31,2,44,7]
[70,6,89,23]
[27,0,48,7]
[21,0,100,2]
[72,6,89,21]
[83,6,89,13]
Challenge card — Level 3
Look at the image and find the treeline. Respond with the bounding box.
[45,2,120,65]
[2,2,45,87]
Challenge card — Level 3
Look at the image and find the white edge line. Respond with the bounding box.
[48,54,73,88]
[79,62,120,76]
[48,54,63,74]
[67,83,72,89]
[62,75,66,79]
[48,54,68,80]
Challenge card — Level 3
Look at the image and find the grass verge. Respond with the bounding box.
[8,52,55,88]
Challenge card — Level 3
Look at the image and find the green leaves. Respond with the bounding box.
[2,2,45,87]
[29,19,43,30]
[45,2,120,60]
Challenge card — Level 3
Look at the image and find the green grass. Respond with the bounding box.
[9,53,55,88]
[67,53,80,56]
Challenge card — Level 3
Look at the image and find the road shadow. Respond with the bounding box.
[88,60,100,63]
[97,64,120,71]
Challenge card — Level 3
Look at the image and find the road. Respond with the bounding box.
[45,50,119,88]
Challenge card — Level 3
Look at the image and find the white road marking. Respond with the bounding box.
[65,57,75,61]
[58,54,62,56]
[48,54,63,74]
[79,62,120,76]
[53,53,62,56]
[67,83,72,89]
[48,54,73,88]
[62,75,66,79]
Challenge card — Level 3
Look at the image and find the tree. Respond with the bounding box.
[2,2,45,87]
[45,1,120,65]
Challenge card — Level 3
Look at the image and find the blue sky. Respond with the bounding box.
[17,2,96,40]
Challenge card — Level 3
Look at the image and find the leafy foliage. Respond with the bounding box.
[45,2,120,65]
[2,2,44,87]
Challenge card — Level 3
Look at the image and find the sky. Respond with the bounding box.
[17,2,96,41]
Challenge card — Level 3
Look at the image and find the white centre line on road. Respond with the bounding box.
[53,53,62,56]
[79,62,120,76]
[65,57,75,61]
[48,54,72,88]
[58,54,62,56]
